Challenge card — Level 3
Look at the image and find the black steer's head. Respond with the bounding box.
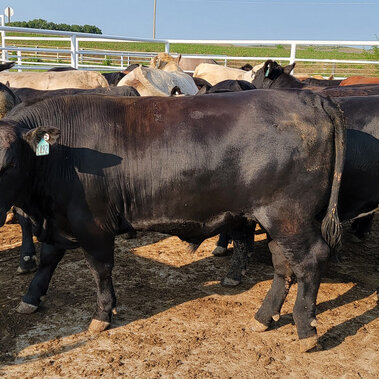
[252,59,296,88]
[0,124,60,227]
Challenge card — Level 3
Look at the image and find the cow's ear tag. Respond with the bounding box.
[265,67,270,77]
[36,133,50,156]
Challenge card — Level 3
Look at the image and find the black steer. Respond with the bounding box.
[0,90,344,351]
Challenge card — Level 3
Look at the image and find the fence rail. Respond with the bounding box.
[0,19,379,78]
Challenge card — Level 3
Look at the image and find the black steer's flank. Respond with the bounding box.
[0,90,345,350]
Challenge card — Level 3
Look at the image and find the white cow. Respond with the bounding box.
[0,70,109,90]
[193,63,264,86]
[117,65,198,96]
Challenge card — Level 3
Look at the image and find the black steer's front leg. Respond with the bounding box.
[14,207,38,274]
[17,243,65,313]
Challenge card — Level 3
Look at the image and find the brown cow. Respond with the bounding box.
[340,76,379,86]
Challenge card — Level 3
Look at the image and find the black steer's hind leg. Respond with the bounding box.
[18,243,65,313]
[221,222,256,287]
[14,208,37,274]
[212,233,231,256]
[253,240,295,331]
[252,214,330,351]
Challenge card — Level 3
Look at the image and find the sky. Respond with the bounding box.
[1,0,378,41]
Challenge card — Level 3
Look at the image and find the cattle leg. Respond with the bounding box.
[259,231,329,351]
[212,233,231,256]
[84,249,116,333]
[220,222,256,286]
[17,243,65,312]
[14,207,37,274]
[252,240,295,330]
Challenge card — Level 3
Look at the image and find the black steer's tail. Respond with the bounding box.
[321,99,346,251]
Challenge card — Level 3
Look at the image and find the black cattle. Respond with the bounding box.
[217,94,379,280]
[47,66,77,72]
[0,62,15,71]
[192,77,212,91]
[0,90,345,351]
[7,86,139,273]
[102,72,126,86]
[319,84,379,97]
[252,60,342,89]
[240,63,253,71]
[197,79,256,95]
[12,85,140,104]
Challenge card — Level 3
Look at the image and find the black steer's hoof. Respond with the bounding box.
[17,255,38,274]
[212,246,228,257]
[16,301,38,314]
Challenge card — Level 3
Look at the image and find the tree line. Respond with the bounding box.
[7,19,102,34]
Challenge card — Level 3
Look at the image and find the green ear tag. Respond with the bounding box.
[36,134,50,156]
[265,67,270,77]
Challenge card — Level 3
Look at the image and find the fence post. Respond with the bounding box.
[70,34,78,68]
[165,42,170,53]
[120,55,124,69]
[289,42,296,73]
[17,50,21,71]
[0,15,5,62]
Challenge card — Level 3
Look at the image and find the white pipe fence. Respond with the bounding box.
[0,23,378,78]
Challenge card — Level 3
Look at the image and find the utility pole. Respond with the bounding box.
[153,0,157,39]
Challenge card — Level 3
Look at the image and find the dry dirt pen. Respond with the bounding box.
[0,216,378,377]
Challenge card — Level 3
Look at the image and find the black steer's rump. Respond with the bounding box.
[0,90,345,347]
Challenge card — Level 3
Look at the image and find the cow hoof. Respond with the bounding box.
[5,212,16,224]
[251,318,268,332]
[112,308,118,315]
[272,314,280,322]
[221,277,241,287]
[88,319,110,333]
[16,265,38,275]
[212,246,228,256]
[16,301,38,314]
[299,335,319,353]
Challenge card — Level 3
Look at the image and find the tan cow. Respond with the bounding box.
[117,65,198,96]
[150,52,218,72]
[193,62,264,85]
[0,70,109,90]
[150,53,183,72]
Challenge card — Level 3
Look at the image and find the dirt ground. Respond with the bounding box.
[0,217,378,378]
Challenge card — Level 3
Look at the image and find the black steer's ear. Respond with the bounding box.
[23,126,60,152]
[263,60,276,78]
[283,62,296,74]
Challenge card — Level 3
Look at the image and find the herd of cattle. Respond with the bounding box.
[0,53,378,353]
